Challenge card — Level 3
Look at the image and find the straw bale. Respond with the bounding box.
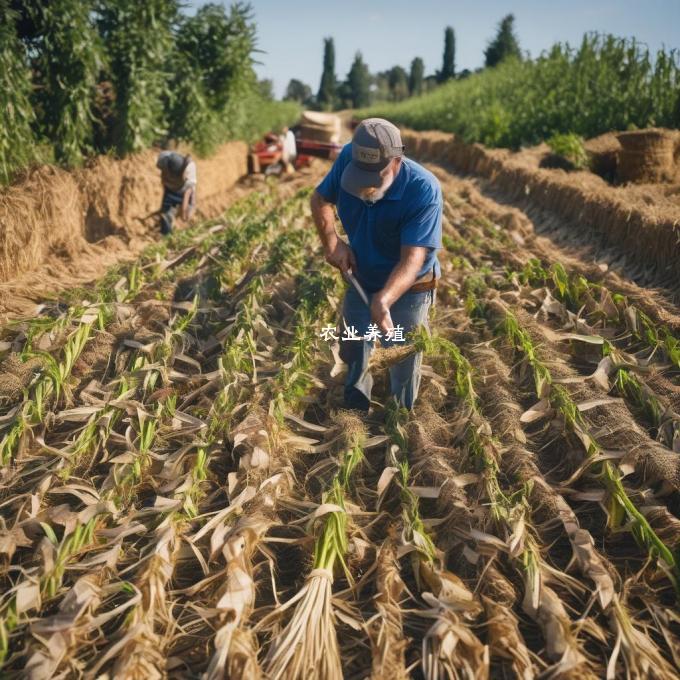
[616,128,678,183]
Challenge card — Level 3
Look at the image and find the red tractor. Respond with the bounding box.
[248,111,343,174]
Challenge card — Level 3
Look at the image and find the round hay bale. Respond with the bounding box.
[616,128,676,183]
[584,132,621,181]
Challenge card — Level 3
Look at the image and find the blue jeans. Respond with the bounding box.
[339,285,434,411]
[160,187,195,235]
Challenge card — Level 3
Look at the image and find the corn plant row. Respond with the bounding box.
[0,294,203,666]
[495,306,680,594]
[467,343,680,680]
[169,263,342,677]
[440,219,680,456]
[269,266,341,425]
[521,277,680,454]
[517,259,680,369]
[19,353,216,675]
[48,221,319,669]
[443,197,680,369]
[32,240,307,677]
[188,260,348,679]
[0,396,184,668]
[0,306,113,466]
[381,399,495,679]
[442,256,676,674]
[424,261,673,675]
[3,225,310,674]
[185,229,314,516]
[262,418,367,680]
[132,232,331,677]
[412,331,596,675]
[438,216,680,671]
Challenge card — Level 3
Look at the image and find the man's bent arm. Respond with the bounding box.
[370,245,428,334]
[310,190,357,273]
[310,190,338,252]
[377,246,428,307]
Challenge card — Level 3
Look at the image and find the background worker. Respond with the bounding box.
[311,118,442,412]
[281,125,297,173]
[156,150,197,235]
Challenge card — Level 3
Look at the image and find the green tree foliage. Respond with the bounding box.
[0,0,300,181]
[168,2,257,154]
[284,79,313,105]
[484,14,521,68]
[388,66,409,102]
[0,2,37,183]
[437,27,455,82]
[370,71,391,103]
[317,37,337,110]
[28,0,102,166]
[96,0,178,155]
[359,33,680,149]
[258,79,275,100]
[346,52,371,108]
[409,57,425,96]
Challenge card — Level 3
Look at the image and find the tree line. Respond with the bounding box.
[0,0,298,185]
[284,14,521,111]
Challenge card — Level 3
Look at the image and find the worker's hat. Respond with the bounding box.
[341,118,404,198]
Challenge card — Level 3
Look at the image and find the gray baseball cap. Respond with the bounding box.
[341,118,404,198]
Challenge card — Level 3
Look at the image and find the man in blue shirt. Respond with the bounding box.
[311,118,442,412]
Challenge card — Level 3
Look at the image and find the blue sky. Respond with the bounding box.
[193,1,680,99]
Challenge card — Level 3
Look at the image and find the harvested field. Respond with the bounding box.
[402,129,680,295]
[0,141,252,321]
[1,131,680,679]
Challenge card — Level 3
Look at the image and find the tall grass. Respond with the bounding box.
[96,0,177,155]
[0,5,38,184]
[359,33,680,148]
[32,0,103,166]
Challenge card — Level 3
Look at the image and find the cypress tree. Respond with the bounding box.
[409,57,425,96]
[437,27,455,82]
[317,37,337,110]
[346,52,371,108]
[484,14,521,68]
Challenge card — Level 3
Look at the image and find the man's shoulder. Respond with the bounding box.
[337,142,352,164]
[403,157,441,204]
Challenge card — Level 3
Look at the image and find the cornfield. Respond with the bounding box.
[359,33,680,148]
[1,154,680,680]
[0,1,299,184]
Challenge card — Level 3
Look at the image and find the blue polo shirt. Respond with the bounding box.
[315,143,442,293]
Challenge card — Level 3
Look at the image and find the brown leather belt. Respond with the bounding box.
[409,277,438,293]
[409,266,438,293]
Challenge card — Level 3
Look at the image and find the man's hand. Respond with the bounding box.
[324,238,357,274]
[370,293,394,335]
[181,188,194,221]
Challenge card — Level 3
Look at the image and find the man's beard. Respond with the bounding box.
[361,169,395,204]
